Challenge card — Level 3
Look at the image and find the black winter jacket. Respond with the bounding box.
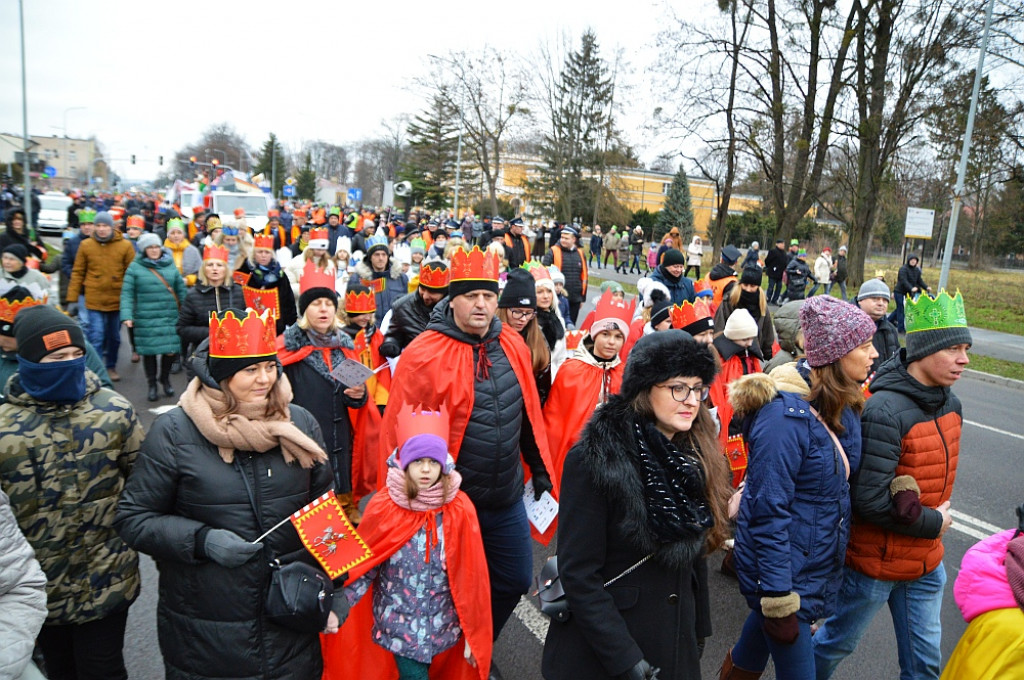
[870,316,900,373]
[115,344,333,680]
[380,290,435,356]
[426,300,547,510]
[281,324,367,493]
[784,259,812,298]
[542,395,707,680]
[764,246,789,279]
[237,260,298,335]
[543,246,586,303]
[834,254,848,283]
[894,258,928,297]
[177,282,246,350]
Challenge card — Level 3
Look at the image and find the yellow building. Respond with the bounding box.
[494,154,761,238]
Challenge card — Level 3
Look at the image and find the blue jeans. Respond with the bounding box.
[888,293,907,332]
[808,281,833,297]
[76,294,90,336]
[835,281,847,301]
[766,277,783,304]
[86,310,121,369]
[731,609,815,680]
[475,501,534,640]
[812,563,946,680]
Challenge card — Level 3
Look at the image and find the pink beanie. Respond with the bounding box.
[800,295,876,367]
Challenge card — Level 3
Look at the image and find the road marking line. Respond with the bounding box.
[514,597,549,644]
[950,509,1004,535]
[950,522,990,542]
[964,420,1024,441]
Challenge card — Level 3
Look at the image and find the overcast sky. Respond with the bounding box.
[1,0,680,184]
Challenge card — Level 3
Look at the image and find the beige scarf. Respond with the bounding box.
[179,374,327,468]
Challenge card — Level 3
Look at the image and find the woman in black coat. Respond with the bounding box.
[237,242,297,335]
[542,331,731,680]
[176,248,245,374]
[115,311,348,680]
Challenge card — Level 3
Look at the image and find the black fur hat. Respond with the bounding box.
[620,330,718,401]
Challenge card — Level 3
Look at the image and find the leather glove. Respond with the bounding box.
[66,302,78,317]
[532,472,553,501]
[761,592,801,645]
[330,591,350,625]
[202,529,262,568]
[619,659,659,680]
[378,339,401,358]
[890,475,922,525]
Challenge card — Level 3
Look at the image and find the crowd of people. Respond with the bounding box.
[0,192,1012,680]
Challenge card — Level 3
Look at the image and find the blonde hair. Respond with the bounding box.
[197,258,233,287]
[302,246,334,270]
[298,307,342,333]
[729,280,767,317]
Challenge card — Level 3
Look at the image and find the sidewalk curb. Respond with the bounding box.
[963,369,1024,392]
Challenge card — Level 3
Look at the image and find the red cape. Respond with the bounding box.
[345,326,392,500]
[378,324,558,545]
[708,353,762,452]
[321,488,491,680]
[542,357,624,488]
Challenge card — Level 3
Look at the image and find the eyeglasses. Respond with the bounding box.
[656,383,710,403]
[509,309,536,320]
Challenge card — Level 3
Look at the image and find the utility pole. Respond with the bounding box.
[939,0,995,290]
[19,0,32,228]
[271,136,277,201]
[453,86,465,218]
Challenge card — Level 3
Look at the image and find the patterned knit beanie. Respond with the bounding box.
[800,295,875,367]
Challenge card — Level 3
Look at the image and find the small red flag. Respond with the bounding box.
[243,286,281,320]
[290,490,372,579]
[233,271,252,286]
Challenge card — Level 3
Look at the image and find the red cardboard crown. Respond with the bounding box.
[345,288,377,315]
[449,246,499,284]
[300,260,336,295]
[208,309,277,359]
[565,329,586,350]
[418,262,450,290]
[590,289,634,338]
[670,300,713,330]
[395,405,450,451]
[126,215,145,229]
[523,261,551,282]
[253,234,275,250]
[203,244,230,262]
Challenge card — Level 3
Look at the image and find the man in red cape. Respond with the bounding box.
[377,247,556,680]
[321,480,492,680]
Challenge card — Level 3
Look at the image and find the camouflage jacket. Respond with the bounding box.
[0,370,143,625]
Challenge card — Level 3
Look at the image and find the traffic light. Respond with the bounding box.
[131,154,136,164]
[189,156,197,169]
[211,158,220,167]
[158,156,163,166]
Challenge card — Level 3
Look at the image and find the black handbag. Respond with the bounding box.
[234,459,334,633]
[535,554,652,623]
[265,558,334,633]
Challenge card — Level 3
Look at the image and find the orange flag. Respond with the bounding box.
[290,491,373,579]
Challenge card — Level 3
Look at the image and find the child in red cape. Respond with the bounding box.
[322,410,491,680]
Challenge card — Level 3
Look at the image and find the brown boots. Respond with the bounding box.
[719,649,763,680]
[337,492,362,525]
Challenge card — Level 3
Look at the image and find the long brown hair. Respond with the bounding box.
[631,391,732,553]
[217,367,290,420]
[497,308,550,374]
[808,361,865,434]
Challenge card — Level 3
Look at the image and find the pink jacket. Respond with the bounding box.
[954,529,1019,623]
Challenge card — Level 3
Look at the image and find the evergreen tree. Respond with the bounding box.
[399,96,460,210]
[529,30,614,222]
[253,133,289,197]
[655,164,694,242]
[296,152,316,201]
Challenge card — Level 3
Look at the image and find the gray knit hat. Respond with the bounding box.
[94,211,114,227]
[137,233,162,252]
[857,278,891,301]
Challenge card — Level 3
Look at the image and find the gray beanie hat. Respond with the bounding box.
[137,233,162,252]
[857,278,891,301]
[94,211,114,227]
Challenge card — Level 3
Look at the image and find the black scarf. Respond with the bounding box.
[632,420,713,544]
[536,308,564,350]
[738,290,762,319]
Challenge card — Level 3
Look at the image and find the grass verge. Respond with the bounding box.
[966,355,1024,383]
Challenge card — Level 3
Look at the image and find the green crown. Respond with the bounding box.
[77,209,96,223]
[905,289,967,334]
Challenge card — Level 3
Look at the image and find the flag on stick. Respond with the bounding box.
[290,490,372,579]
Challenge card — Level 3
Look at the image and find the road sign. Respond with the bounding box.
[44,166,57,178]
[905,207,935,239]
[282,184,296,197]
[284,177,297,186]
[347,187,362,203]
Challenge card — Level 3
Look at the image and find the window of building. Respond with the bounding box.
[69,150,77,161]
[662,183,671,195]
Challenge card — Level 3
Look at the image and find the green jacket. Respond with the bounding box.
[0,370,143,624]
[120,251,187,356]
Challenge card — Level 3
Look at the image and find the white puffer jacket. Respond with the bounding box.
[0,490,47,680]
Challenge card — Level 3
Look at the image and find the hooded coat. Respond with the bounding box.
[66,230,136,311]
[114,343,333,680]
[542,395,708,680]
[176,281,246,356]
[120,250,188,356]
[762,299,804,374]
[354,258,409,317]
[894,256,928,297]
[650,265,696,305]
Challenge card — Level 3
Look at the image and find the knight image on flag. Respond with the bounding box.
[291,490,372,578]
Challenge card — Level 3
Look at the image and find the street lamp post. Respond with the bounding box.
[18,0,32,228]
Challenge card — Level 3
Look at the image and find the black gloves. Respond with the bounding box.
[378,339,401,358]
[620,659,659,679]
[202,529,262,568]
[65,302,78,317]
[760,592,801,644]
[532,472,553,501]
[331,591,351,624]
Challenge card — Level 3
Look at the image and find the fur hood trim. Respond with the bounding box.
[571,394,705,570]
[354,258,403,281]
[730,363,811,417]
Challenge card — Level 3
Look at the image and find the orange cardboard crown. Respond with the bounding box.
[395,405,450,451]
[670,300,713,331]
[126,215,145,229]
[208,309,277,359]
[418,262,450,290]
[565,329,586,350]
[203,244,230,262]
[523,261,551,282]
[253,234,275,250]
[300,260,336,295]
[345,287,377,315]
[0,290,44,325]
[590,289,635,339]
[449,246,499,284]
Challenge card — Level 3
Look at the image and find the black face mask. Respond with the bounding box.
[738,290,762,317]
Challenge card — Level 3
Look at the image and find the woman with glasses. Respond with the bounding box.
[542,331,731,680]
[542,289,630,487]
[718,295,877,679]
[497,269,553,403]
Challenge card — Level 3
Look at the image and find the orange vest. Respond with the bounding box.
[705,273,736,308]
[551,246,588,296]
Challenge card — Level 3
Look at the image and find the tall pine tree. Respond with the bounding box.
[253,133,289,198]
[296,153,316,201]
[655,164,694,242]
[399,96,460,210]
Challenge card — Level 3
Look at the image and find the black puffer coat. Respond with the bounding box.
[542,395,707,680]
[176,282,246,352]
[115,343,333,680]
[380,289,435,356]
